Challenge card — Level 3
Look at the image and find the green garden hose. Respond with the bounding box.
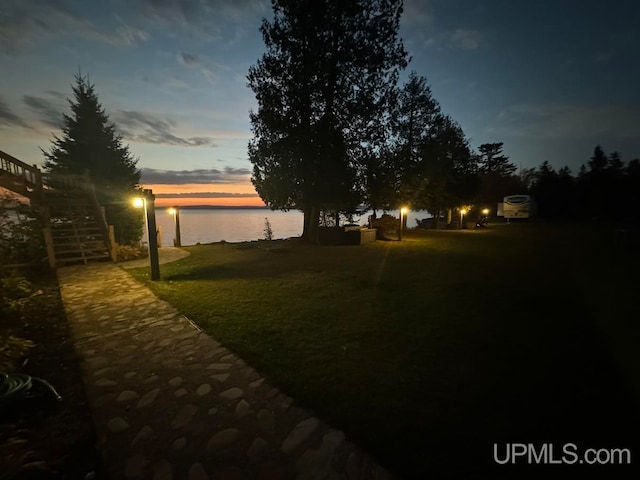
[0,372,63,407]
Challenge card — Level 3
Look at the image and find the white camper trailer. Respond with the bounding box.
[497,195,535,219]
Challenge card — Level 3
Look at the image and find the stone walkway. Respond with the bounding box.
[56,250,398,479]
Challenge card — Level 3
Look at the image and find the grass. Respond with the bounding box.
[129,222,640,479]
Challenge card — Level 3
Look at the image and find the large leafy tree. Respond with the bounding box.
[43,74,142,244]
[248,0,408,241]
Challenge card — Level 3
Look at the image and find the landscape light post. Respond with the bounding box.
[460,208,467,230]
[133,189,160,281]
[168,206,182,247]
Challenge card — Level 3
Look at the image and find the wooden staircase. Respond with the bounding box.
[45,190,112,265]
[1,149,115,268]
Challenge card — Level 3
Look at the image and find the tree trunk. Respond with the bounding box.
[301,205,320,244]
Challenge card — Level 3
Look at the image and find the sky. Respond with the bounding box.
[1,0,639,207]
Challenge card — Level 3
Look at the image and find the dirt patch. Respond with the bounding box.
[0,270,105,480]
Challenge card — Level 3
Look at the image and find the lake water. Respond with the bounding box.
[148,208,430,246]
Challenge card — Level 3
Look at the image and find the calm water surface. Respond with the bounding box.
[148,208,429,246]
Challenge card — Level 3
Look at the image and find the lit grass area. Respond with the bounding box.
[128,223,640,478]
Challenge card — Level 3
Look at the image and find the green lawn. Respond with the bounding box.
[129,222,640,478]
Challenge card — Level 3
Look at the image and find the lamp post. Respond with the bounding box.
[133,189,160,281]
[460,208,467,230]
[399,207,408,241]
[168,206,182,247]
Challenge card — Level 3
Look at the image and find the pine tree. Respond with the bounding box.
[477,143,516,175]
[391,71,442,206]
[43,74,142,244]
[587,145,608,173]
[248,0,408,241]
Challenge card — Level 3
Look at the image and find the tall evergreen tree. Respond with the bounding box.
[390,71,442,206]
[476,142,521,206]
[587,145,608,173]
[477,142,516,175]
[248,0,408,241]
[418,115,476,225]
[43,74,142,244]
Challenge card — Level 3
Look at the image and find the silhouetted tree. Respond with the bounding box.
[519,167,537,190]
[389,71,441,205]
[475,142,521,206]
[43,74,142,244]
[248,0,408,242]
[625,159,640,219]
[588,145,608,173]
[477,142,516,176]
[553,146,640,220]
[530,161,575,218]
[362,144,398,213]
[419,115,477,226]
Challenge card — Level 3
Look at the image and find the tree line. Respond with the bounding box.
[525,146,640,221]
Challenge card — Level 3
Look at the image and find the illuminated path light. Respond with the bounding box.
[399,206,408,241]
[168,206,182,247]
[460,208,467,230]
[133,189,160,280]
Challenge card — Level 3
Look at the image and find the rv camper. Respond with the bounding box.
[497,195,536,220]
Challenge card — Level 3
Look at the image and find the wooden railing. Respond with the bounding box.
[0,150,43,198]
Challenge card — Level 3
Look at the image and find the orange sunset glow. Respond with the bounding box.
[140,182,267,208]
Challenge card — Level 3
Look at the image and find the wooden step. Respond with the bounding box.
[54,244,109,255]
[52,226,102,234]
[55,253,111,266]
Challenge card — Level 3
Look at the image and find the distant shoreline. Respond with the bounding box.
[160,205,271,210]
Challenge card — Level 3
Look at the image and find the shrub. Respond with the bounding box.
[0,192,45,266]
[371,213,399,231]
[115,243,148,262]
[264,217,273,241]
[1,276,34,312]
[0,335,35,372]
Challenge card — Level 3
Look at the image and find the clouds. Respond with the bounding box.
[449,29,483,50]
[22,95,64,129]
[115,110,216,147]
[0,96,29,129]
[487,103,640,140]
[0,0,149,54]
[141,0,268,40]
[141,167,250,184]
[177,52,198,67]
[176,51,224,83]
[401,0,433,28]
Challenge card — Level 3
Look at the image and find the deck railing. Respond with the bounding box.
[0,150,43,197]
